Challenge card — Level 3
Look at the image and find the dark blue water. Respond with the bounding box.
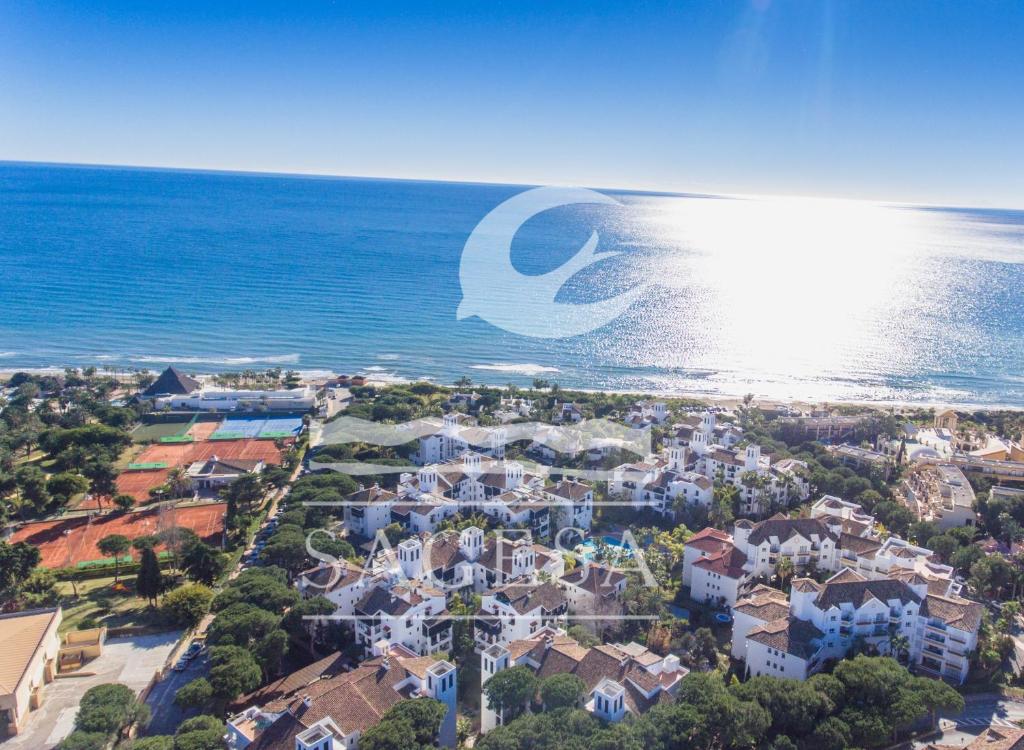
[2,162,1024,406]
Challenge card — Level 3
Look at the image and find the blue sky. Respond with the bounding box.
[2,1,1023,207]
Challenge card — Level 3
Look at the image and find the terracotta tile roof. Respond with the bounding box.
[692,545,747,579]
[733,590,790,623]
[347,486,398,505]
[747,616,824,659]
[921,593,984,632]
[493,581,567,614]
[233,651,348,711]
[299,561,366,591]
[686,527,733,554]
[546,479,592,501]
[925,727,1024,750]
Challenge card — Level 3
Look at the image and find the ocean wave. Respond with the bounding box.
[470,363,561,376]
[376,353,401,361]
[0,352,15,358]
[130,354,302,366]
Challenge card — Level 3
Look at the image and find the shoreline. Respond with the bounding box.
[4,365,1023,414]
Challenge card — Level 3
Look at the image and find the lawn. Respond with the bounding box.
[56,574,162,633]
[130,422,193,444]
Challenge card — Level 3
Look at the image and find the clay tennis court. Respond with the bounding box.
[10,502,227,568]
[187,420,221,441]
[133,437,286,467]
[108,436,288,506]
[113,468,172,503]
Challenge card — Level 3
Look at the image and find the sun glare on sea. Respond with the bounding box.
[621,194,955,397]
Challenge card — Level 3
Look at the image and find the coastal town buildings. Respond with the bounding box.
[474,580,568,651]
[682,496,957,609]
[611,411,809,519]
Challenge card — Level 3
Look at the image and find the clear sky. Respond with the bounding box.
[2,0,1023,207]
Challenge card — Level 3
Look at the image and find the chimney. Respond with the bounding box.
[302,695,312,709]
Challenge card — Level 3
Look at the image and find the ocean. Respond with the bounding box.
[2,161,1024,407]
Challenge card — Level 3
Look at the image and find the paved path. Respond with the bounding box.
[0,632,181,750]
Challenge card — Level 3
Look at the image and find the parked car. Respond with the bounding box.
[173,658,188,672]
[184,642,204,660]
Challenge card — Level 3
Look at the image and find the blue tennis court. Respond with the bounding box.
[210,416,268,440]
[210,415,304,440]
[258,416,303,438]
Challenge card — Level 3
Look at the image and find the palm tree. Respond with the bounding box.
[888,629,911,664]
[166,468,191,499]
[774,556,795,591]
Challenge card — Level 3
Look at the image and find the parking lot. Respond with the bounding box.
[1,632,181,750]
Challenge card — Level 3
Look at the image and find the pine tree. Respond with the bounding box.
[137,547,163,606]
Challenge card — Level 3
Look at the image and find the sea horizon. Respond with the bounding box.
[3,160,1024,408]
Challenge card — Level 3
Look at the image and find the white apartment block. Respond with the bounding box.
[682,498,957,610]
[733,568,982,684]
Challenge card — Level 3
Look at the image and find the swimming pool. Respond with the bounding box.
[575,535,635,563]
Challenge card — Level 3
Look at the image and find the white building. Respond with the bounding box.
[734,569,982,684]
[480,629,686,733]
[410,413,506,465]
[558,563,627,629]
[682,499,957,609]
[156,385,315,411]
[541,478,595,532]
[353,582,452,657]
[0,608,62,736]
[474,580,568,651]
[186,456,264,491]
[902,463,979,531]
[226,643,456,750]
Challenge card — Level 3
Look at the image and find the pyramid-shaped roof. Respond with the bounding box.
[143,367,200,397]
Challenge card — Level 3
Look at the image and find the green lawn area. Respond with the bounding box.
[130,422,192,443]
[56,575,162,633]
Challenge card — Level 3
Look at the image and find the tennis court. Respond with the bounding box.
[258,416,304,438]
[188,420,221,441]
[10,502,227,568]
[211,416,269,440]
[134,438,285,467]
[131,422,191,443]
[114,468,171,503]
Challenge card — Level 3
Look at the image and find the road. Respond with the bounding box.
[144,652,210,736]
[914,695,1024,748]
